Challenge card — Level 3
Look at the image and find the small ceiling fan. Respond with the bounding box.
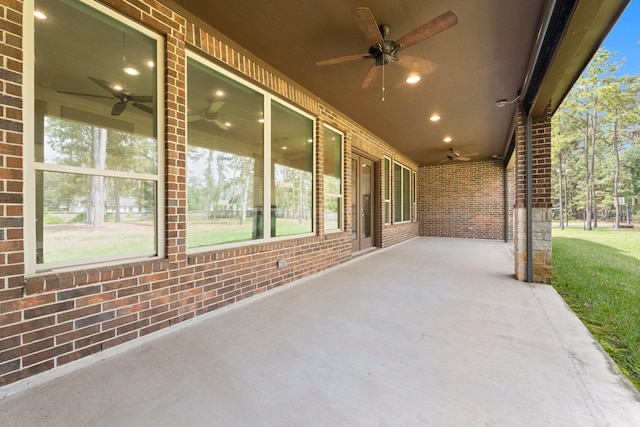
[440,148,478,163]
[316,7,458,89]
[188,99,229,130]
[59,76,153,116]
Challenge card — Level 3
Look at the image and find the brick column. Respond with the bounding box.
[513,103,552,284]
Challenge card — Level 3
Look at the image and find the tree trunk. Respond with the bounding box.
[613,110,620,229]
[114,179,121,223]
[558,152,564,229]
[91,127,107,231]
[205,150,213,219]
[584,114,592,230]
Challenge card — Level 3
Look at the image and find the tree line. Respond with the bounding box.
[552,47,640,229]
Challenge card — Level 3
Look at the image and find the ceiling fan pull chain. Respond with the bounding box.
[382,53,385,101]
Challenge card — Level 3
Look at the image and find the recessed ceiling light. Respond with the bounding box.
[123,67,140,76]
[406,75,421,84]
[443,136,452,143]
[258,118,265,123]
[147,60,155,68]
[430,114,441,122]
[307,139,313,143]
[215,90,224,97]
[282,146,287,150]
[406,74,420,85]
[34,10,47,20]
[113,84,123,91]
[224,122,231,127]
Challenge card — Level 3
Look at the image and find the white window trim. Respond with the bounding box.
[24,0,165,275]
[323,123,344,233]
[185,52,316,253]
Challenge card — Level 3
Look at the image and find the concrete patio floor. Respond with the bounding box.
[1,237,639,426]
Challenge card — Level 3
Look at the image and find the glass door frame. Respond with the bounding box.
[351,153,377,253]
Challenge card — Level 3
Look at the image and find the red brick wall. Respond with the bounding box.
[514,103,552,209]
[418,161,505,240]
[0,0,419,387]
[0,0,25,309]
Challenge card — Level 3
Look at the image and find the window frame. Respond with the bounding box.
[322,124,344,233]
[186,51,316,252]
[24,0,165,275]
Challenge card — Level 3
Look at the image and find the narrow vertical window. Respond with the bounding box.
[393,161,413,223]
[30,0,163,271]
[271,101,314,237]
[323,125,343,232]
[412,171,418,222]
[384,157,391,224]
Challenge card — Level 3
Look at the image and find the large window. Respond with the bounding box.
[323,125,343,232]
[186,59,264,247]
[187,54,314,249]
[28,0,163,273]
[393,162,412,223]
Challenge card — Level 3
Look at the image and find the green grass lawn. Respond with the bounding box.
[552,224,640,390]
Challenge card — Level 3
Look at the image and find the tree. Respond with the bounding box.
[553,48,639,229]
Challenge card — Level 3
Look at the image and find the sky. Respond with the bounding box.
[600,0,640,75]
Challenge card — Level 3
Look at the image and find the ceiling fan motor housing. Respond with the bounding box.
[369,40,399,65]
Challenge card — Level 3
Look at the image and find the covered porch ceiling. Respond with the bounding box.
[165,0,628,166]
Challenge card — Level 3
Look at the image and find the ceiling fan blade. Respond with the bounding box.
[316,54,373,66]
[458,157,472,161]
[396,56,438,75]
[396,10,458,51]
[89,76,119,97]
[361,64,381,89]
[208,101,225,113]
[57,91,113,99]
[132,102,153,114]
[353,7,384,47]
[111,101,127,116]
[213,118,229,130]
[461,152,479,157]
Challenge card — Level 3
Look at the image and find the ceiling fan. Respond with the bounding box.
[316,7,458,89]
[59,76,153,116]
[441,148,478,163]
[188,99,230,130]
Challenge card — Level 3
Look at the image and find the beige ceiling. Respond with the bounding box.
[168,1,564,165]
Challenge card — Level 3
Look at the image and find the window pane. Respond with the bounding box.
[34,0,160,269]
[324,126,342,231]
[35,0,158,156]
[394,163,402,222]
[42,116,157,174]
[271,101,313,237]
[186,59,265,247]
[324,197,342,231]
[384,158,391,224]
[37,171,156,264]
[403,167,411,222]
